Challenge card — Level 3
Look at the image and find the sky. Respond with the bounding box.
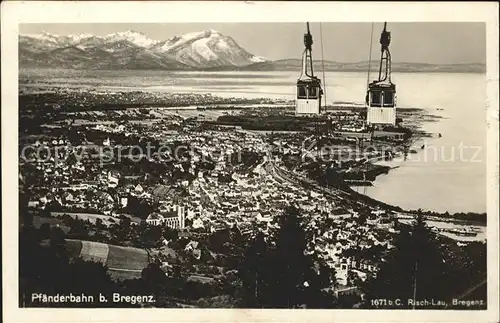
[20,23,486,64]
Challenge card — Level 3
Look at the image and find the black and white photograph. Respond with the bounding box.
[2,2,499,323]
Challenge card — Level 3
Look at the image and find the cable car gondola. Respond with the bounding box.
[366,22,397,126]
[296,22,323,115]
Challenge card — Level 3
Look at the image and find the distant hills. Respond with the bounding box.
[208,59,486,73]
[19,30,485,73]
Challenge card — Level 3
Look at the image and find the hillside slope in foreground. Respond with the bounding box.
[66,239,149,281]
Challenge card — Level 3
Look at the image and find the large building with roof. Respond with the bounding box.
[146,205,186,229]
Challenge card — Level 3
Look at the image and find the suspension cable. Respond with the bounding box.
[366,22,375,90]
[320,22,327,110]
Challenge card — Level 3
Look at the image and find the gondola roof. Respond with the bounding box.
[368,80,396,90]
[297,77,321,84]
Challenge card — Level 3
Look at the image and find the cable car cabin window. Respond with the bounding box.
[370,91,382,106]
[297,85,307,99]
[383,91,394,106]
[308,86,319,99]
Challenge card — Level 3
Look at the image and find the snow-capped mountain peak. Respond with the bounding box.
[157,29,220,52]
[66,33,94,42]
[104,30,160,47]
[181,29,219,40]
[23,31,61,43]
[151,29,267,67]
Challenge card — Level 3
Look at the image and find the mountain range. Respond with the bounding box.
[19,29,266,70]
[19,30,485,73]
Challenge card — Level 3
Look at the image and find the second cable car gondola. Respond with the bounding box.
[366,22,397,126]
[296,22,323,115]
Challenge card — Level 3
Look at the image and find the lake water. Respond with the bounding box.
[22,69,487,213]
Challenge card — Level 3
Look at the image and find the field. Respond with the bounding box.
[175,109,230,120]
[66,239,150,281]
